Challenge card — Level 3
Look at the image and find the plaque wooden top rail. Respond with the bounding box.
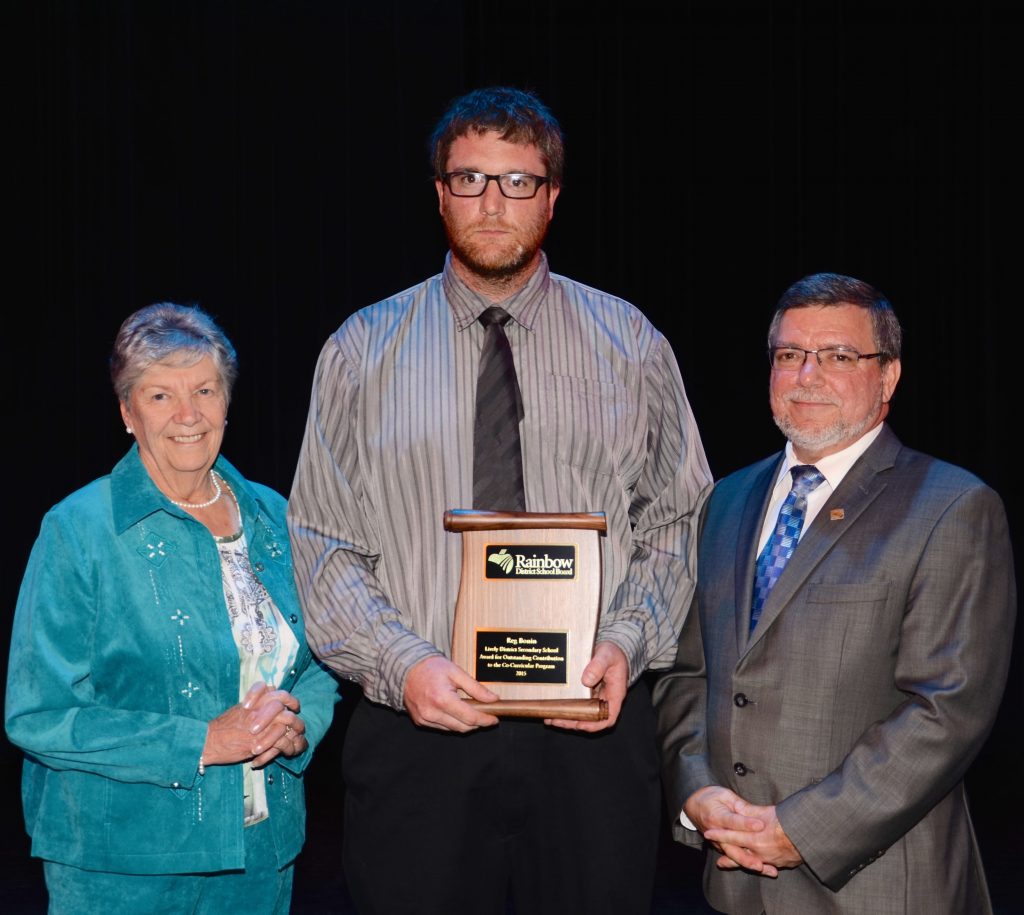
[444,509,607,534]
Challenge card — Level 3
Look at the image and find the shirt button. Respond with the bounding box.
[267,774,274,785]
[734,693,749,707]
[733,762,748,777]
[254,562,265,572]
[289,614,298,624]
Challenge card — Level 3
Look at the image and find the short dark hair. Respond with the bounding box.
[110,302,239,403]
[768,272,902,361]
[430,86,565,187]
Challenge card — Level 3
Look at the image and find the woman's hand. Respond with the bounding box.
[202,682,308,769]
[248,683,309,767]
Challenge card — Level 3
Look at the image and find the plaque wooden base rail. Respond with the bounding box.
[444,510,608,721]
[465,699,609,721]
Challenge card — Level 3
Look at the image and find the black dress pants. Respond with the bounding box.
[341,680,661,915]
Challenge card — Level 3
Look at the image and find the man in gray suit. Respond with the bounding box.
[654,272,1015,914]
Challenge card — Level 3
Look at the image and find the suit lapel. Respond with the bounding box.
[741,427,902,658]
[733,457,783,651]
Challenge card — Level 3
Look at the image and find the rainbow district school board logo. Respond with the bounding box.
[485,544,577,580]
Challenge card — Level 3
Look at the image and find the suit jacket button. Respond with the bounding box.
[733,762,748,776]
[734,693,748,707]
[290,614,299,624]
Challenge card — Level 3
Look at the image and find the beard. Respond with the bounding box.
[442,208,550,280]
[772,388,883,456]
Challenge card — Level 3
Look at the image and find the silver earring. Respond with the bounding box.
[126,426,133,434]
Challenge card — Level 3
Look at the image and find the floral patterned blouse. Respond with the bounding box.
[216,527,299,826]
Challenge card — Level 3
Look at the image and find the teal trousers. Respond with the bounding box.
[43,818,294,915]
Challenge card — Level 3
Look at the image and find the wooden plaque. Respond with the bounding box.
[444,510,608,720]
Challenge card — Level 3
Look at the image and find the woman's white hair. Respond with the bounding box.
[110,303,238,404]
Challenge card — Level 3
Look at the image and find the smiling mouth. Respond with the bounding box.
[171,434,204,443]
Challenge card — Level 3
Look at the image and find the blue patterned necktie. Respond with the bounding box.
[750,464,826,633]
[473,306,526,511]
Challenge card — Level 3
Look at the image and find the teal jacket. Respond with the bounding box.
[5,447,339,875]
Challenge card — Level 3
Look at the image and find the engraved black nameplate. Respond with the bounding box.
[474,630,569,684]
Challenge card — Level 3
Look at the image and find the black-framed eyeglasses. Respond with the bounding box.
[441,171,551,199]
[769,346,888,374]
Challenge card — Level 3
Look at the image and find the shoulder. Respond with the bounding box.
[314,274,446,382]
[546,271,672,367]
[43,474,114,529]
[886,448,1008,533]
[245,479,287,515]
[866,430,1003,512]
[214,456,287,522]
[548,271,652,327]
[329,274,444,346]
[711,454,780,501]
[23,475,117,570]
[892,443,988,488]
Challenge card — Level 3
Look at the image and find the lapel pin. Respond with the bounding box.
[830,509,845,521]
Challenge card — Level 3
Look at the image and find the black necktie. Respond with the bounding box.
[473,306,526,511]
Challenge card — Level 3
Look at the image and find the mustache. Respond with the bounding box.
[469,221,516,231]
[781,389,839,406]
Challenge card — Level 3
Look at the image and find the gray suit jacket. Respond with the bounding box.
[654,425,1015,914]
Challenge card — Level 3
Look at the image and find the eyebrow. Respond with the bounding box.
[772,341,863,350]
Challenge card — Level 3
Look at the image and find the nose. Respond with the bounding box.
[174,396,201,424]
[797,353,825,384]
[479,178,506,216]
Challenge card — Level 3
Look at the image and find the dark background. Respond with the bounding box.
[3,2,1019,912]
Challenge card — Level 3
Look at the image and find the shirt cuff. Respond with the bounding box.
[378,628,447,710]
[679,809,698,831]
[594,620,648,683]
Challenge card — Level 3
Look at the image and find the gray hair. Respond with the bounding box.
[768,272,903,362]
[110,303,238,403]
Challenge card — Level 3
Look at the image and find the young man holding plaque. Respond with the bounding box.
[288,86,711,914]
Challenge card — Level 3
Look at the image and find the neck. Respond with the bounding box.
[139,455,217,505]
[450,252,540,302]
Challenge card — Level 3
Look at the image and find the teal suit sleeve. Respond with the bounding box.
[6,509,208,789]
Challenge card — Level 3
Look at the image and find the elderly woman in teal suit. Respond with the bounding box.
[5,303,338,914]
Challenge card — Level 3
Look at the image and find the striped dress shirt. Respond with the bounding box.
[288,253,712,710]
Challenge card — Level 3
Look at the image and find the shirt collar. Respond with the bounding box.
[442,250,551,332]
[775,422,886,495]
[110,444,261,533]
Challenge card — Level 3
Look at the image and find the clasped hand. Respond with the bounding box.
[684,786,803,877]
[203,682,308,769]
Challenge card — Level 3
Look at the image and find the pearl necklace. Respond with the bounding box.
[169,470,223,509]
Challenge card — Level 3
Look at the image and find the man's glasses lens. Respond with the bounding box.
[769,347,884,373]
[444,172,548,199]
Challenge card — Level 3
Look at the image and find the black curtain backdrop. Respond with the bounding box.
[4,2,1020,912]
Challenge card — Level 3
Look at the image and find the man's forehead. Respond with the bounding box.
[447,131,543,165]
[778,303,874,338]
